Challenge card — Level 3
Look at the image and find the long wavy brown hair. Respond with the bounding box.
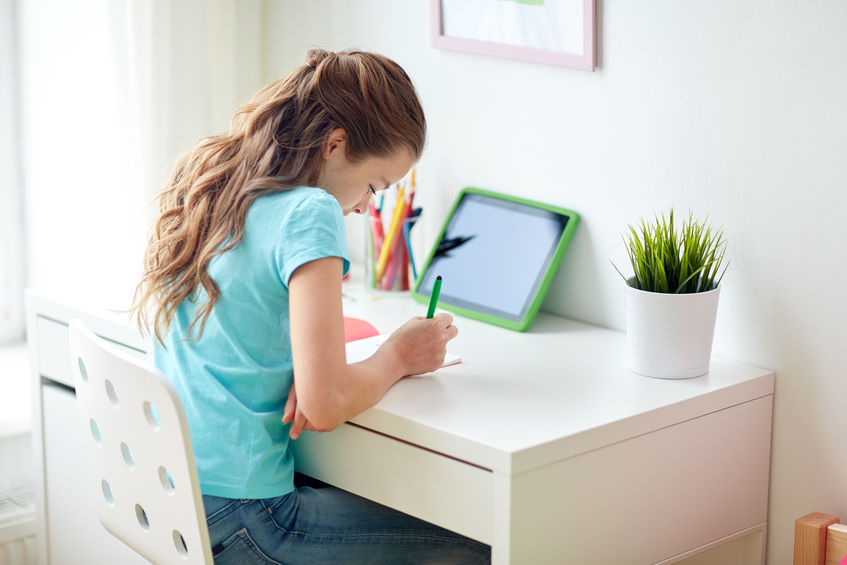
[132,49,426,344]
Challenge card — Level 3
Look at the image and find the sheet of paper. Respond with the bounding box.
[345,334,461,370]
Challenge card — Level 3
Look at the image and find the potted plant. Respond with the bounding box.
[614,209,728,379]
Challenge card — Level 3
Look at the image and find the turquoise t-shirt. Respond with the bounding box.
[154,186,350,499]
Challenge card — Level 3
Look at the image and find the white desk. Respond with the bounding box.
[27,286,774,564]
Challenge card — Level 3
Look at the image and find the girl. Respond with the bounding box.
[132,49,490,564]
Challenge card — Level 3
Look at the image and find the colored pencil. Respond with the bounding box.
[375,186,406,281]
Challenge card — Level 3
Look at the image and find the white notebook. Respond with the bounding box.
[345,334,461,370]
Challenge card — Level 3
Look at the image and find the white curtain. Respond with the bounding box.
[0,0,24,342]
[16,0,262,314]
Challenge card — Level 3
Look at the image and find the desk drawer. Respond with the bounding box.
[36,316,146,389]
[36,316,75,388]
[291,423,493,544]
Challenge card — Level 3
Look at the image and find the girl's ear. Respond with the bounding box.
[322,128,347,159]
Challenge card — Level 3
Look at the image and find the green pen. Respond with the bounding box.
[426,275,442,319]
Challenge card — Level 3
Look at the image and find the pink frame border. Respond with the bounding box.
[431,0,596,71]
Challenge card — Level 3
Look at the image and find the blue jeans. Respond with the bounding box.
[203,486,491,564]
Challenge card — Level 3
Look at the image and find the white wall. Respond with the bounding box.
[264,1,847,563]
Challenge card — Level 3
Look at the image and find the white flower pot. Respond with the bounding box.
[624,282,721,379]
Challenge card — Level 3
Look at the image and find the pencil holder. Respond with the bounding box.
[364,215,412,292]
[363,174,422,293]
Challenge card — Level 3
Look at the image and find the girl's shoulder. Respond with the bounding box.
[254,186,339,214]
[248,186,343,234]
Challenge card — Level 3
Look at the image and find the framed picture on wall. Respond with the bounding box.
[431,0,596,71]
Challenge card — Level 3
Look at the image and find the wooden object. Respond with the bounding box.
[794,512,847,565]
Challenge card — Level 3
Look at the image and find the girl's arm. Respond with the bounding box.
[285,256,457,437]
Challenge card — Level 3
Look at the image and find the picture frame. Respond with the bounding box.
[431,0,596,71]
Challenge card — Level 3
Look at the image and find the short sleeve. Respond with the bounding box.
[275,190,350,286]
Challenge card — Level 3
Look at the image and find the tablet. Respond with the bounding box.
[411,187,579,331]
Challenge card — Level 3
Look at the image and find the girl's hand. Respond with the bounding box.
[287,257,458,432]
[380,312,458,377]
[282,382,318,439]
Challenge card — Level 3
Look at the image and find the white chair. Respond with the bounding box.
[68,319,213,564]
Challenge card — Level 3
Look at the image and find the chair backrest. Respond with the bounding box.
[69,319,212,565]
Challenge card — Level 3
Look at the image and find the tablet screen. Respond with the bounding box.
[414,190,577,328]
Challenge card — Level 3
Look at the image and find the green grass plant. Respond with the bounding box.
[615,209,727,294]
